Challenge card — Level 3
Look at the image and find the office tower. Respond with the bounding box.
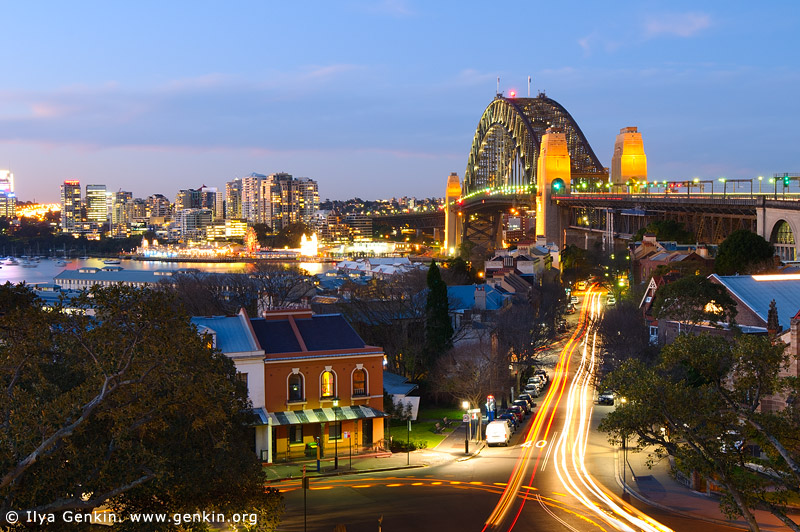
[85,184,109,224]
[61,180,82,232]
[0,191,15,218]
[241,173,267,223]
[0,170,13,193]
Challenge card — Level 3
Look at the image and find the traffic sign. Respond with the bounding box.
[462,413,470,423]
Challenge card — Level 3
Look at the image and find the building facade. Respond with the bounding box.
[60,180,82,233]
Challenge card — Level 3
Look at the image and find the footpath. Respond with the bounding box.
[587,405,800,531]
[264,421,485,483]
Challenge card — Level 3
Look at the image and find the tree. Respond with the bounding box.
[651,275,738,334]
[632,219,694,244]
[599,333,800,531]
[596,300,658,368]
[425,261,453,364]
[715,230,776,276]
[560,245,592,285]
[0,284,283,530]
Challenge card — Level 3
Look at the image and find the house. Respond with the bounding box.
[383,371,419,420]
[191,311,269,459]
[254,309,386,463]
[629,234,714,284]
[192,308,386,463]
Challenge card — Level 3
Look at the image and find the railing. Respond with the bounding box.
[352,387,367,397]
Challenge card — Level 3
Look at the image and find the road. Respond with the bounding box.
[276,288,740,532]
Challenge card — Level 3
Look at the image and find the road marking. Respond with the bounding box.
[541,431,559,471]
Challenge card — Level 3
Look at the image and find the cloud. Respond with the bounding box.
[644,12,711,38]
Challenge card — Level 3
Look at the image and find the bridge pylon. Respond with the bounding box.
[444,172,462,255]
[536,128,571,246]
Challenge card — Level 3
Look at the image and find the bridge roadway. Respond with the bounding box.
[273,289,737,532]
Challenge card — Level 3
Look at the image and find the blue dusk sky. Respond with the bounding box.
[2,1,799,204]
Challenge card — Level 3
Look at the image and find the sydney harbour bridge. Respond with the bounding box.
[372,92,800,261]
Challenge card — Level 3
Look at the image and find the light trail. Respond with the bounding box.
[550,288,674,532]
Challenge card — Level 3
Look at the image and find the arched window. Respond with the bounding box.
[771,220,796,261]
[352,369,367,396]
[321,371,335,398]
[288,373,304,402]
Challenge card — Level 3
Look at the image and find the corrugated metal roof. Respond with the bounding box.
[711,274,800,330]
[448,284,508,311]
[265,405,386,426]
[191,315,260,353]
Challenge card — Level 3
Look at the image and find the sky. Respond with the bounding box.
[2,1,799,204]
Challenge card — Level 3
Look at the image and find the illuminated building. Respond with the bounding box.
[60,180,82,232]
[444,172,462,254]
[610,127,647,186]
[110,191,133,238]
[0,191,15,218]
[0,170,13,193]
[175,208,213,241]
[225,218,247,239]
[225,179,243,219]
[535,128,571,241]
[146,194,171,221]
[85,184,109,224]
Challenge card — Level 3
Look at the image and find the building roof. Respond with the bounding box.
[190,313,260,354]
[448,284,509,311]
[383,371,418,396]
[250,313,367,354]
[54,267,200,285]
[710,273,800,330]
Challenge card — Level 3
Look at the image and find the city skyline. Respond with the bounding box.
[2,1,799,204]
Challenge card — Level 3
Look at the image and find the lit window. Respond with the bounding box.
[321,371,335,398]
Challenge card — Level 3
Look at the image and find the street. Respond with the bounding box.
[275,288,744,532]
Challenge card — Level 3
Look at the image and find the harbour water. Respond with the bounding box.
[0,257,335,287]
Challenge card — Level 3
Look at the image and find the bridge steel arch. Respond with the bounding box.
[460,94,607,256]
[463,95,606,196]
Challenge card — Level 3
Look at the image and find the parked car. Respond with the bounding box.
[566,303,576,314]
[533,369,549,383]
[606,295,616,306]
[486,420,512,447]
[523,384,540,397]
[598,390,615,405]
[513,399,531,414]
[498,412,518,431]
[505,405,524,423]
[570,296,579,305]
[518,393,537,410]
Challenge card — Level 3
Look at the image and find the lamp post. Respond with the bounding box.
[462,400,470,455]
[620,397,628,491]
[758,176,763,194]
[719,178,727,198]
[333,399,339,470]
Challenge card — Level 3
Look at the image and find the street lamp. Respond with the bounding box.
[333,399,339,470]
[758,176,763,194]
[718,177,727,198]
[620,397,628,490]
[462,400,470,455]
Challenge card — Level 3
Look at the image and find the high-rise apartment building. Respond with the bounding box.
[231,172,319,231]
[85,184,109,225]
[225,179,243,220]
[60,180,82,232]
[241,173,267,224]
[146,194,171,221]
[0,191,15,218]
[110,191,133,238]
[198,185,224,221]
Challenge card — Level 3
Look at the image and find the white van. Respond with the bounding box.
[486,420,512,446]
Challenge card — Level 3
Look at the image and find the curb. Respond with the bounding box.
[612,450,776,531]
[456,441,486,462]
[266,464,426,484]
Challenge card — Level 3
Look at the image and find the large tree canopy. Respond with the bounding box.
[715,230,775,275]
[0,283,282,530]
[599,333,800,531]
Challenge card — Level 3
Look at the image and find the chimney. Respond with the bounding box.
[767,300,781,337]
[474,285,487,310]
[695,244,709,258]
